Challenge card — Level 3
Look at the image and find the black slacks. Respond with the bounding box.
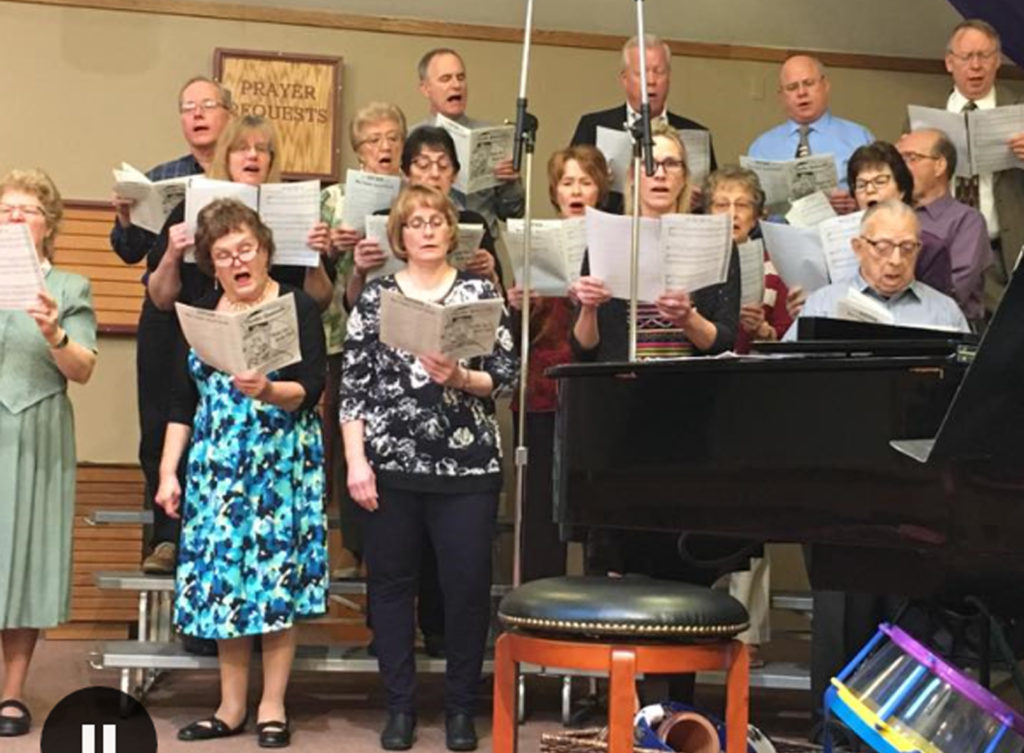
[362,485,498,715]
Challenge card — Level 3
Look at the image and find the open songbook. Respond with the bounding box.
[759,211,863,292]
[739,154,838,211]
[0,225,45,310]
[908,104,1024,176]
[505,217,586,296]
[362,216,486,281]
[174,293,301,375]
[584,207,733,302]
[379,288,504,360]
[435,115,515,195]
[112,162,189,234]
[340,169,402,232]
[184,177,321,266]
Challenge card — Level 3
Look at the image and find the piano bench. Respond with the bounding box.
[492,576,750,753]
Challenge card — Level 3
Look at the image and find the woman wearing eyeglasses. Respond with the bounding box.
[155,199,327,748]
[571,121,739,364]
[340,185,516,752]
[0,169,97,738]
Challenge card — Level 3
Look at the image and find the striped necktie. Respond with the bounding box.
[955,100,980,208]
[795,125,811,159]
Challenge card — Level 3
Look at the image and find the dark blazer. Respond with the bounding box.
[570,104,717,213]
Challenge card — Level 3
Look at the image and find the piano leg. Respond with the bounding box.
[492,633,519,753]
[609,649,638,753]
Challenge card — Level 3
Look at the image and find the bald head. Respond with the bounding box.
[778,55,830,124]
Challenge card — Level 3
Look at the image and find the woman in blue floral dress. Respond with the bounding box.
[155,199,327,748]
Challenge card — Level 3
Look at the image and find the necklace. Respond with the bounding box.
[225,280,277,311]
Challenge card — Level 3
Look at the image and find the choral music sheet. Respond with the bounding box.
[0,225,45,310]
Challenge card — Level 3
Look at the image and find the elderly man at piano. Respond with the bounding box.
[784,199,969,338]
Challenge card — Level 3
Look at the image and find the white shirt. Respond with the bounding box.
[626,103,669,129]
[947,87,999,239]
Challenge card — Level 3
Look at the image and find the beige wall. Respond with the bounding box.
[0,1,985,461]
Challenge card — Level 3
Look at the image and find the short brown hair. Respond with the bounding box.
[547,145,611,212]
[193,198,275,277]
[702,166,766,216]
[207,114,283,183]
[387,184,459,261]
[0,168,63,260]
[178,75,234,112]
[417,48,464,81]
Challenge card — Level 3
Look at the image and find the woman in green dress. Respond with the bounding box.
[0,168,98,738]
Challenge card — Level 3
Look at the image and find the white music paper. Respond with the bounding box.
[595,126,633,194]
[448,224,487,271]
[506,217,587,296]
[379,288,504,360]
[835,288,895,325]
[818,211,863,284]
[184,177,259,235]
[584,208,732,302]
[739,154,838,210]
[0,225,45,310]
[679,129,712,183]
[907,104,1024,176]
[112,162,188,234]
[760,211,863,292]
[175,293,301,375]
[363,215,406,282]
[340,170,401,232]
[436,115,515,195]
[785,191,837,228]
[737,239,766,306]
[259,181,321,267]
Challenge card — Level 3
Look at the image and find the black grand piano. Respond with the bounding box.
[550,269,1024,614]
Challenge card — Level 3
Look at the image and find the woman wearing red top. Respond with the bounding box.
[704,166,792,354]
[507,145,610,581]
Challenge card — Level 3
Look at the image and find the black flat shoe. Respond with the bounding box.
[380,711,416,751]
[0,700,31,737]
[445,713,477,752]
[257,719,291,748]
[178,714,248,741]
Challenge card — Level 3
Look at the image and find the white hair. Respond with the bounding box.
[621,34,672,72]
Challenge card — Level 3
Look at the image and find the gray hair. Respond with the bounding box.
[349,102,408,150]
[417,48,464,81]
[862,198,920,235]
[947,18,1002,53]
[621,34,672,72]
[178,75,233,111]
[702,166,766,216]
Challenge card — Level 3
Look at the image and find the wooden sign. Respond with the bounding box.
[214,48,343,181]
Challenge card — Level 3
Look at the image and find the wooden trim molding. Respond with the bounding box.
[11,0,1024,79]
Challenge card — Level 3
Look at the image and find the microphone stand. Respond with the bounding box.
[512,0,539,588]
[627,0,656,361]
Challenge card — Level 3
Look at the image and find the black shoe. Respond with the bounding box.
[423,634,446,658]
[257,719,291,748]
[380,711,416,751]
[445,713,477,752]
[178,714,247,741]
[0,700,31,737]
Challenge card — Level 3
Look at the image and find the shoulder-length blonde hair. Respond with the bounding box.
[387,184,459,261]
[207,114,283,183]
[0,168,63,260]
[625,121,691,215]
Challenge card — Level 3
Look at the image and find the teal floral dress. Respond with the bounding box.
[169,286,329,640]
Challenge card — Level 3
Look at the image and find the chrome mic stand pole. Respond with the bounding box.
[512,0,539,588]
[628,0,656,361]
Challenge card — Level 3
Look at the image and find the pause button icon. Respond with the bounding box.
[81,724,116,753]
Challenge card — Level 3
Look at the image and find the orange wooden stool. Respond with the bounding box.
[492,576,750,753]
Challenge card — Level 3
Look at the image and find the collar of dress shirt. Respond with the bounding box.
[626,103,669,127]
[917,192,956,220]
[948,86,998,111]
[857,271,923,304]
[787,110,833,138]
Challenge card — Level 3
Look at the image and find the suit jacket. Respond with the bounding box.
[921,85,1024,310]
[570,104,717,213]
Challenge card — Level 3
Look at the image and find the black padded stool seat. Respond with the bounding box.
[498,575,749,639]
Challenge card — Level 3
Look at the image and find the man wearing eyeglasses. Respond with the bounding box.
[930,19,1024,314]
[897,128,993,328]
[748,55,873,215]
[110,76,233,266]
[783,200,969,340]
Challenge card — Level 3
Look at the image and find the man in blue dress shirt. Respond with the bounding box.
[749,55,874,215]
[785,199,970,339]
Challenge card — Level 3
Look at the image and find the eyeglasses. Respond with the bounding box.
[860,236,921,259]
[359,132,403,149]
[0,203,47,219]
[710,199,756,213]
[781,76,824,94]
[230,142,272,155]
[650,158,686,174]
[211,245,260,267]
[947,49,999,65]
[854,174,894,193]
[180,99,227,114]
[899,152,940,165]
[404,215,447,231]
[411,155,453,172]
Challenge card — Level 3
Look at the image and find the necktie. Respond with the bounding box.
[955,100,980,208]
[795,125,811,159]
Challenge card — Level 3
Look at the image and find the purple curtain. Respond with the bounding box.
[946,0,1024,68]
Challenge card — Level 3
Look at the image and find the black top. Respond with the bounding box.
[167,283,326,426]
[569,246,740,363]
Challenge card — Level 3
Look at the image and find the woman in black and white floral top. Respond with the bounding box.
[339,184,516,751]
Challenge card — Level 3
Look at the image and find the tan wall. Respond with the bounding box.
[0,1,985,462]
